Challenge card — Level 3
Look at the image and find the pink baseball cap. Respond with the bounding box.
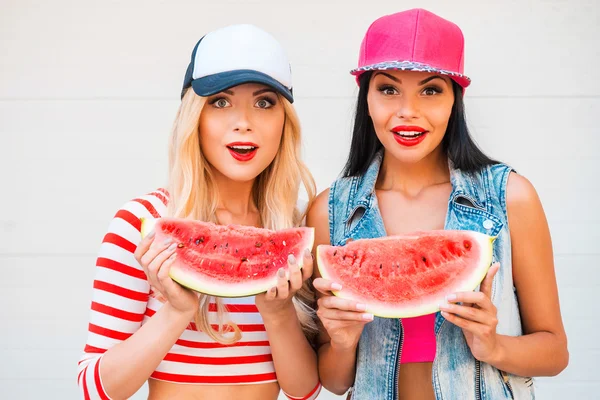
[350,9,471,89]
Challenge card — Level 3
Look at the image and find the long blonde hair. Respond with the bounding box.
[166,88,317,344]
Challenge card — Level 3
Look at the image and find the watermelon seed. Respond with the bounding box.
[225,243,229,248]
[265,250,270,255]
[175,228,181,234]
[380,264,382,269]
[241,257,248,262]
[333,250,337,256]
[213,244,217,250]
[255,242,263,248]
[177,243,184,248]
[195,238,204,245]
[283,240,287,246]
[270,239,275,245]
[235,249,238,253]
[464,241,471,249]
[422,256,427,264]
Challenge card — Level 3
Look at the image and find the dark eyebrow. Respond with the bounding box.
[375,72,401,83]
[253,88,276,96]
[375,72,447,86]
[220,88,276,96]
[419,75,446,85]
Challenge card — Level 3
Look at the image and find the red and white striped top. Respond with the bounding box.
[77,189,320,399]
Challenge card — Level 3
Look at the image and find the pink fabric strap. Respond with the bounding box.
[400,314,437,363]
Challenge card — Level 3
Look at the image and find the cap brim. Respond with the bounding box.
[350,61,471,88]
[191,70,294,103]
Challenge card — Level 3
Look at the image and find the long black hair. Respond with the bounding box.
[342,71,498,177]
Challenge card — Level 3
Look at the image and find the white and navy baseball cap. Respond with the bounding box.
[181,24,294,103]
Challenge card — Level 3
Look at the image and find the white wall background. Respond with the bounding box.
[1,0,598,398]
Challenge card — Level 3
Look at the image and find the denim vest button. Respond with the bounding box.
[483,219,494,230]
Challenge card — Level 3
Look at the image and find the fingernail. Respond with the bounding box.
[278,268,285,278]
[147,230,156,238]
[441,311,449,318]
[163,238,173,246]
[356,303,367,311]
[305,248,312,258]
[331,283,343,291]
[439,303,449,310]
[446,294,457,302]
[168,242,177,251]
[271,287,277,293]
[288,254,296,264]
[362,313,374,321]
[169,253,177,260]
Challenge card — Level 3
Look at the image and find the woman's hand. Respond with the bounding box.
[255,249,313,320]
[134,230,199,316]
[439,263,500,363]
[313,278,373,350]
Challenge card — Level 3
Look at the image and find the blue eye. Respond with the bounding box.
[210,97,230,108]
[255,97,275,109]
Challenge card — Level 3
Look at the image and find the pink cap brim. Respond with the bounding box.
[350,60,471,89]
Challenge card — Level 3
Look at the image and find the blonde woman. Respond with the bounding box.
[77,24,321,400]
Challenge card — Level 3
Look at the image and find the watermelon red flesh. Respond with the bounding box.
[316,230,494,318]
[142,218,314,297]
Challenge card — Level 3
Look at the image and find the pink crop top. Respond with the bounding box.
[400,314,437,363]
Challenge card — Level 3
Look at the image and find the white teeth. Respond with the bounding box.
[396,131,423,137]
[230,146,256,150]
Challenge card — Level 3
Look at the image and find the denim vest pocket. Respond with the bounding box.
[478,358,534,399]
[344,204,367,234]
[344,202,387,244]
[502,371,536,400]
[453,193,486,211]
[499,370,515,399]
[448,201,504,238]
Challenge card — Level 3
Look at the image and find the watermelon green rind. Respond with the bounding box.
[316,231,495,318]
[140,217,314,297]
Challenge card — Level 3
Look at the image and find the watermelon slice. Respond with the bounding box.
[140,218,314,297]
[316,231,494,318]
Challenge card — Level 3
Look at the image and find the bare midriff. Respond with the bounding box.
[147,379,280,400]
[398,363,436,400]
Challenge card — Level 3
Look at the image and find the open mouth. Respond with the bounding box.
[391,130,428,147]
[226,144,259,161]
[227,145,258,155]
[392,131,426,140]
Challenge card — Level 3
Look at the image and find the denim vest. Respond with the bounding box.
[328,152,535,399]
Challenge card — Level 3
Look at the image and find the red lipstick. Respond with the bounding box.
[226,142,259,162]
[391,125,428,147]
